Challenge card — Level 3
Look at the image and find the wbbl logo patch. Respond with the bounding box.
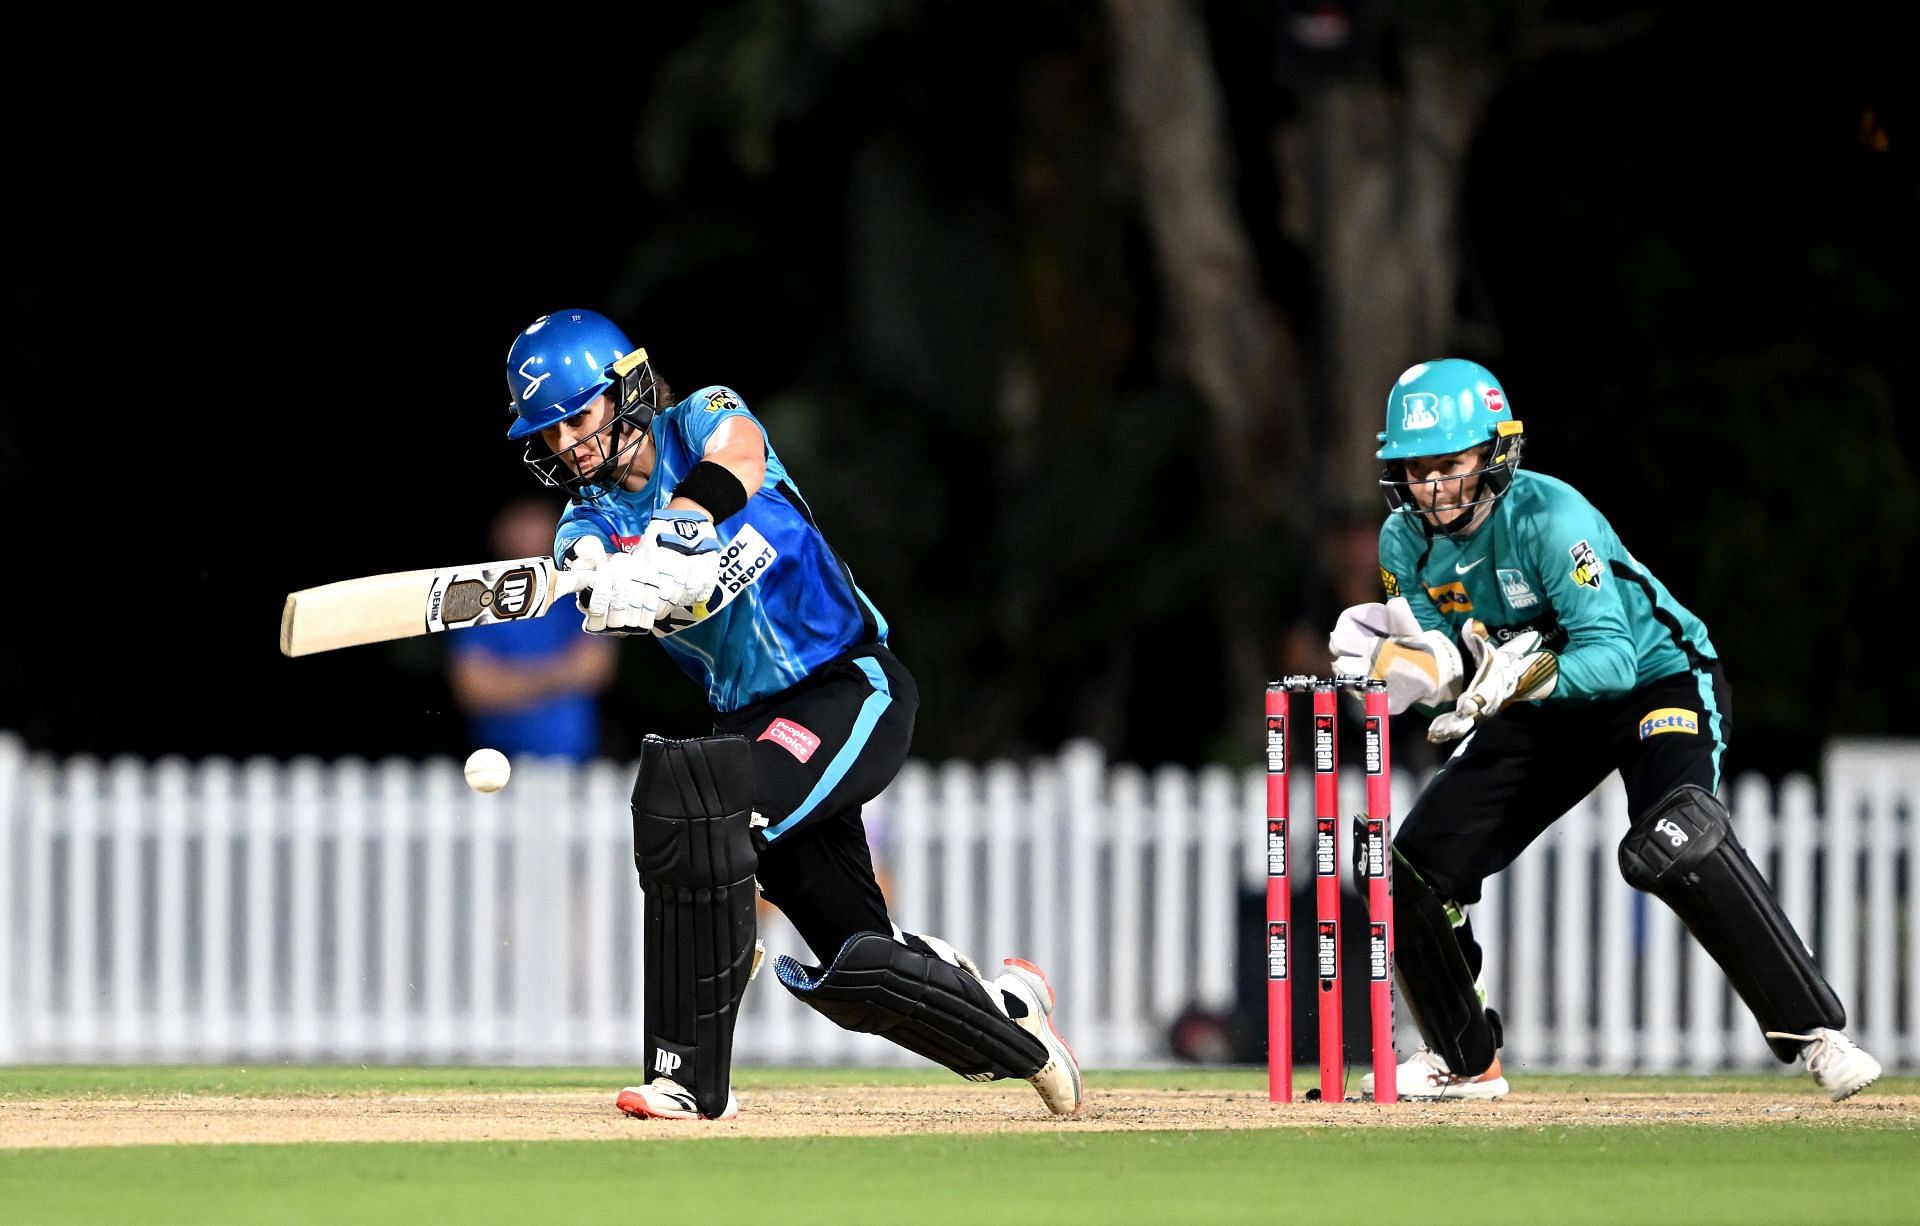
[1569,539,1603,589]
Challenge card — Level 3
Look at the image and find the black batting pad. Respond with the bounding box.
[775,932,1047,1081]
[633,734,759,1119]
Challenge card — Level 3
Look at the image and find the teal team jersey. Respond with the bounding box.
[1379,471,1717,702]
[553,386,888,714]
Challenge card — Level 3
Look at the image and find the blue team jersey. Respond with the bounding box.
[448,614,601,762]
[553,386,888,714]
[1379,470,1718,701]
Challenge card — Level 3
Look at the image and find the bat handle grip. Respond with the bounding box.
[553,567,592,598]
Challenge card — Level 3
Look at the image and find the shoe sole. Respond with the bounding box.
[1004,958,1086,1118]
[615,1087,739,1121]
[1362,1076,1510,1102]
[1829,1071,1880,1102]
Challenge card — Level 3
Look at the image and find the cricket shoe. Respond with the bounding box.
[994,958,1086,1117]
[615,1078,739,1121]
[1361,1049,1509,1101]
[1766,1028,1881,1102]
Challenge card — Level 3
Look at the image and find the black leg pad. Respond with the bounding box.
[1392,848,1501,1076]
[774,932,1048,1080]
[633,733,759,1119]
[1619,784,1844,1061]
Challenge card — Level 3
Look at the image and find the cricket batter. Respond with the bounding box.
[1330,358,1880,1101]
[503,309,1082,1120]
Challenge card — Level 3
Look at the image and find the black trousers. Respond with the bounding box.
[713,645,918,961]
[1397,664,1732,972]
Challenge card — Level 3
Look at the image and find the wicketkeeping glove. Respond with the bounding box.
[640,510,723,609]
[1426,621,1560,743]
[1329,596,1465,715]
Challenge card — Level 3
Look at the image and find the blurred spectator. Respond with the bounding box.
[447,496,618,763]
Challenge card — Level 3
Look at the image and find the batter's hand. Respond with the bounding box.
[640,511,723,609]
[1330,596,1465,715]
[576,542,662,636]
[1427,621,1559,742]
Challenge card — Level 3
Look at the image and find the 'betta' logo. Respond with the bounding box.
[1639,708,1699,739]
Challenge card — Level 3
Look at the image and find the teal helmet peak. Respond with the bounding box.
[1376,359,1514,461]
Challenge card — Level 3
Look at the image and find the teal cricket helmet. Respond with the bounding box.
[1377,359,1516,460]
[1377,359,1526,534]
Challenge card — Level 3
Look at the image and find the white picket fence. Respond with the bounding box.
[1,730,1916,1071]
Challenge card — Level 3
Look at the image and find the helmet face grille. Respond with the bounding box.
[1378,432,1524,538]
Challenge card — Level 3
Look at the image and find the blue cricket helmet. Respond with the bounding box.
[504,309,634,440]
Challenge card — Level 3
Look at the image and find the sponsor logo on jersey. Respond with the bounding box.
[1426,580,1474,614]
[1498,568,1538,609]
[1569,539,1604,589]
[1380,567,1400,598]
[1400,392,1440,430]
[1639,707,1699,738]
[648,524,780,637]
[759,717,822,763]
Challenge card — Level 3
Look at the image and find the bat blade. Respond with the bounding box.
[279,555,578,657]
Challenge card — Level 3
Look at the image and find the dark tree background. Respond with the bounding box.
[3,2,1913,780]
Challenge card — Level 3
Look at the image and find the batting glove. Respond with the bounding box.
[1427,621,1559,743]
[639,510,723,609]
[570,539,662,636]
[1330,596,1465,715]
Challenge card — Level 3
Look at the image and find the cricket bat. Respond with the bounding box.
[279,555,587,657]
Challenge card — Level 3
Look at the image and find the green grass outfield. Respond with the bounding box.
[4,1067,1918,1226]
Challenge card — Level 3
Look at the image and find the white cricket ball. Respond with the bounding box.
[463,748,511,794]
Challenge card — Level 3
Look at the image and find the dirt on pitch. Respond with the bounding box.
[4,1084,1916,1148]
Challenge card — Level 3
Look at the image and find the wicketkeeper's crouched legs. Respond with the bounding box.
[1391,848,1503,1077]
[627,734,759,1121]
[1619,785,1845,1061]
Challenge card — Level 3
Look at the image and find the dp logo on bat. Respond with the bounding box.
[489,569,536,618]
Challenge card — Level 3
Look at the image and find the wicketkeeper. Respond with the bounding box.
[500,309,1083,1120]
[1329,358,1880,1101]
